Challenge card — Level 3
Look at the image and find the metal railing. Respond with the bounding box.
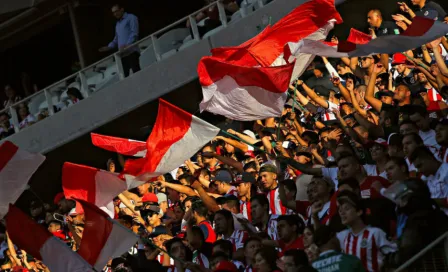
[395,231,448,272]
[0,0,270,136]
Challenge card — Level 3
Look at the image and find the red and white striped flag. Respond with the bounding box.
[75,199,138,271]
[123,99,220,181]
[6,204,93,272]
[62,162,143,217]
[295,17,448,58]
[347,28,372,44]
[198,0,342,121]
[0,141,45,218]
[91,133,146,157]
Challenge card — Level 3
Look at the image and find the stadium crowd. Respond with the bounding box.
[2,0,448,272]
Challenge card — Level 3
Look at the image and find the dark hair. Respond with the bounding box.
[388,133,403,148]
[243,236,262,249]
[165,237,193,261]
[222,197,240,213]
[243,161,258,171]
[283,249,310,267]
[336,60,348,68]
[67,87,84,101]
[387,156,409,174]
[202,144,217,153]
[189,225,205,242]
[281,179,297,194]
[403,132,424,146]
[215,209,234,224]
[254,247,279,271]
[337,177,360,192]
[410,105,427,117]
[164,173,174,182]
[250,194,270,214]
[409,146,436,163]
[213,239,233,257]
[381,107,399,126]
[277,215,305,234]
[191,201,208,217]
[178,174,195,185]
[182,196,200,210]
[399,120,418,130]
[337,152,361,165]
[211,251,230,263]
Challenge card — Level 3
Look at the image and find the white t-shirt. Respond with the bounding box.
[419,130,441,154]
[421,163,448,215]
[363,164,387,179]
[19,114,36,129]
[319,101,339,122]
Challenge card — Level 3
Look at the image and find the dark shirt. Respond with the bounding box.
[414,1,447,21]
[394,69,420,94]
[375,21,401,37]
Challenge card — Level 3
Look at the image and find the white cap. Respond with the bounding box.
[156,193,167,204]
[243,130,257,140]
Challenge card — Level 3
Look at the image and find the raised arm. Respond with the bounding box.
[214,135,249,152]
[430,38,448,77]
[159,180,196,196]
[349,88,368,117]
[331,76,352,103]
[191,181,220,212]
[278,180,296,210]
[365,64,384,112]
[277,156,323,176]
[297,80,329,108]
[202,152,244,173]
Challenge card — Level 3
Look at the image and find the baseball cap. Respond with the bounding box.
[214,260,238,272]
[212,170,233,183]
[142,193,158,204]
[216,194,239,205]
[376,91,394,99]
[259,164,277,174]
[231,173,256,185]
[156,193,167,204]
[391,53,409,66]
[243,151,255,158]
[243,130,257,140]
[149,225,169,238]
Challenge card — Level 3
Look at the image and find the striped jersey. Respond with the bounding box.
[319,101,339,122]
[157,253,174,266]
[266,187,287,215]
[167,267,192,272]
[192,250,209,268]
[227,186,239,197]
[240,200,251,221]
[222,230,249,252]
[255,215,279,240]
[337,226,397,272]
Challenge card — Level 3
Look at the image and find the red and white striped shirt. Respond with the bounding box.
[255,215,279,240]
[157,253,174,266]
[240,200,251,221]
[222,230,249,252]
[266,187,287,215]
[167,267,192,272]
[192,251,209,268]
[320,101,339,122]
[337,227,397,272]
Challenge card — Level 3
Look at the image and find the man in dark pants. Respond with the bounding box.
[99,4,140,77]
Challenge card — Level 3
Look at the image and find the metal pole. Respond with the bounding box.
[67,2,86,68]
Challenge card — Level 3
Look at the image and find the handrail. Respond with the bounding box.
[394,231,448,272]
[0,1,223,116]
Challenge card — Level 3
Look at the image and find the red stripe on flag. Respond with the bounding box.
[76,199,114,266]
[62,163,97,203]
[198,56,293,93]
[371,233,379,272]
[0,141,19,171]
[360,230,369,270]
[143,99,192,173]
[91,133,146,156]
[347,28,372,45]
[6,204,51,261]
[337,41,357,53]
[401,17,435,37]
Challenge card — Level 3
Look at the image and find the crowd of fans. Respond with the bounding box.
[2,0,448,272]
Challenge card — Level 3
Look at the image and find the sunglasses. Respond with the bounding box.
[360,57,373,61]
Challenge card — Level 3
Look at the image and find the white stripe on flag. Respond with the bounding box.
[94,171,128,208]
[94,219,138,271]
[200,75,288,121]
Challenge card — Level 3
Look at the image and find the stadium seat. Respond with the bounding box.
[155,28,191,56]
[139,45,158,68]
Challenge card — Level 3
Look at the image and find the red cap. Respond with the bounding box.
[53,192,65,205]
[391,53,408,66]
[141,193,158,203]
[244,151,255,158]
[214,261,238,272]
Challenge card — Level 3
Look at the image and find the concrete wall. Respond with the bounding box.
[5,0,308,154]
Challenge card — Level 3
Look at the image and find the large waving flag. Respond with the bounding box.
[0,141,45,218]
[91,133,147,157]
[76,199,137,271]
[295,17,448,58]
[123,99,220,181]
[62,162,143,217]
[198,0,342,121]
[6,204,93,272]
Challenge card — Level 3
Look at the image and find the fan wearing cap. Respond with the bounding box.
[336,191,397,272]
[211,170,238,197]
[137,193,163,232]
[232,173,257,221]
[259,164,287,215]
[297,80,340,124]
[312,226,366,272]
[363,139,389,179]
[392,53,421,95]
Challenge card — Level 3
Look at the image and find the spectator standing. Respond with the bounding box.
[367,9,400,36]
[0,112,14,139]
[400,0,447,21]
[99,4,140,77]
[17,104,36,129]
[3,85,22,109]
